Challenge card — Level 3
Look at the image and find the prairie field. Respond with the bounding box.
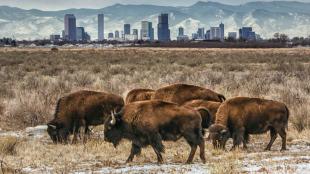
[0,48,309,173]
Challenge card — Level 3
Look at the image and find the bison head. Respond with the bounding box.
[208,124,230,149]
[47,120,68,144]
[104,110,123,148]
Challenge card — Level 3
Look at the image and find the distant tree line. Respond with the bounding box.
[1,33,309,48]
[0,38,17,47]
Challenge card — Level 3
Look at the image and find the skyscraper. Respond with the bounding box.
[124,24,131,35]
[141,21,149,40]
[64,14,76,41]
[148,22,154,41]
[115,30,120,39]
[157,13,170,42]
[197,28,205,40]
[239,27,255,41]
[210,27,220,40]
[219,22,224,41]
[98,14,104,41]
[76,27,85,41]
[132,29,139,40]
[178,27,184,36]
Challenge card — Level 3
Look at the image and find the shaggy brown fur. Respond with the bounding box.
[183,100,221,128]
[104,100,206,164]
[209,97,289,151]
[125,88,155,104]
[47,90,124,144]
[152,84,225,105]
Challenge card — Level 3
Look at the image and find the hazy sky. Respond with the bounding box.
[0,0,309,10]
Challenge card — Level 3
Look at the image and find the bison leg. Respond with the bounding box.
[278,128,287,151]
[186,145,198,164]
[83,125,91,143]
[231,129,244,151]
[265,128,277,151]
[243,133,249,149]
[126,143,141,163]
[149,133,165,163]
[198,140,206,163]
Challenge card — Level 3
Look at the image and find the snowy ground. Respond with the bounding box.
[0,125,309,174]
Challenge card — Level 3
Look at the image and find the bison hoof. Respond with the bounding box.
[280,148,287,152]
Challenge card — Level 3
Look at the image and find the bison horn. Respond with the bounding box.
[110,111,116,125]
[48,124,57,129]
[220,130,227,134]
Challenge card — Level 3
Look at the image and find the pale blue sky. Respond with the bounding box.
[0,0,309,10]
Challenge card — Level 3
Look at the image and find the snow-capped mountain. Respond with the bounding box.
[0,1,309,40]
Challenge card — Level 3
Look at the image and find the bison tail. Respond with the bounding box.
[285,105,290,130]
[218,94,226,102]
[196,107,212,129]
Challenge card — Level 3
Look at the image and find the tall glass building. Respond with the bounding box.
[98,14,104,41]
[157,13,170,42]
[64,14,76,41]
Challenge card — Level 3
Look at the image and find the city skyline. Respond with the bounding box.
[0,0,309,10]
[0,1,309,40]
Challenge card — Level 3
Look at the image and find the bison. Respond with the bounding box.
[47,90,124,144]
[104,100,207,164]
[152,84,226,105]
[125,88,155,104]
[183,100,221,128]
[209,97,289,151]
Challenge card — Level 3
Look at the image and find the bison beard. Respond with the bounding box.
[104,101,206,164]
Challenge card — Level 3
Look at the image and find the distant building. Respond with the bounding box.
[98,14,104,41]
[62,30,65,39]
[124,24,131,35]
[141,21,150,40]
[64,14,76,41]
[178,27,184,36]
[132,29,139,40]
[108,33,114,40]
[239,27,256,41]
[76,27,85,41]
[148,22,154,41]
[219,22,224,41]
[192,33,198,40]
[76,27,91,41]
[197,28,205,40]
[157,13,170,42]
[50,34,61,41]
[205,30,211,40]
[228,32,237,40]
[210,27,220,40]
[115,30,120,39]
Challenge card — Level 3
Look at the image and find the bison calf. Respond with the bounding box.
[47,90,124,144]
[209,97,289,151]
[104,100,207,164]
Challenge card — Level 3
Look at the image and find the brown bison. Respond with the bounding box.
[152,84,226,105]
[125,88,155,104]
[104,100,207,164]
[209,97,289,151]
[183,100,221,128]
[47,90,124,144]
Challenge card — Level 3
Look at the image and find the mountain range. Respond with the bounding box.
[0,1,309,40]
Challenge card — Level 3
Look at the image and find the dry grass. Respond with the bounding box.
[0,48,309,173]
[0,48,309,130]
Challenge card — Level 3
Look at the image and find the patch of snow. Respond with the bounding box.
[78,164,209,174]
[25,125,47,138]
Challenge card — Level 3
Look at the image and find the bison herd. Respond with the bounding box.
[47,84,289,164]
